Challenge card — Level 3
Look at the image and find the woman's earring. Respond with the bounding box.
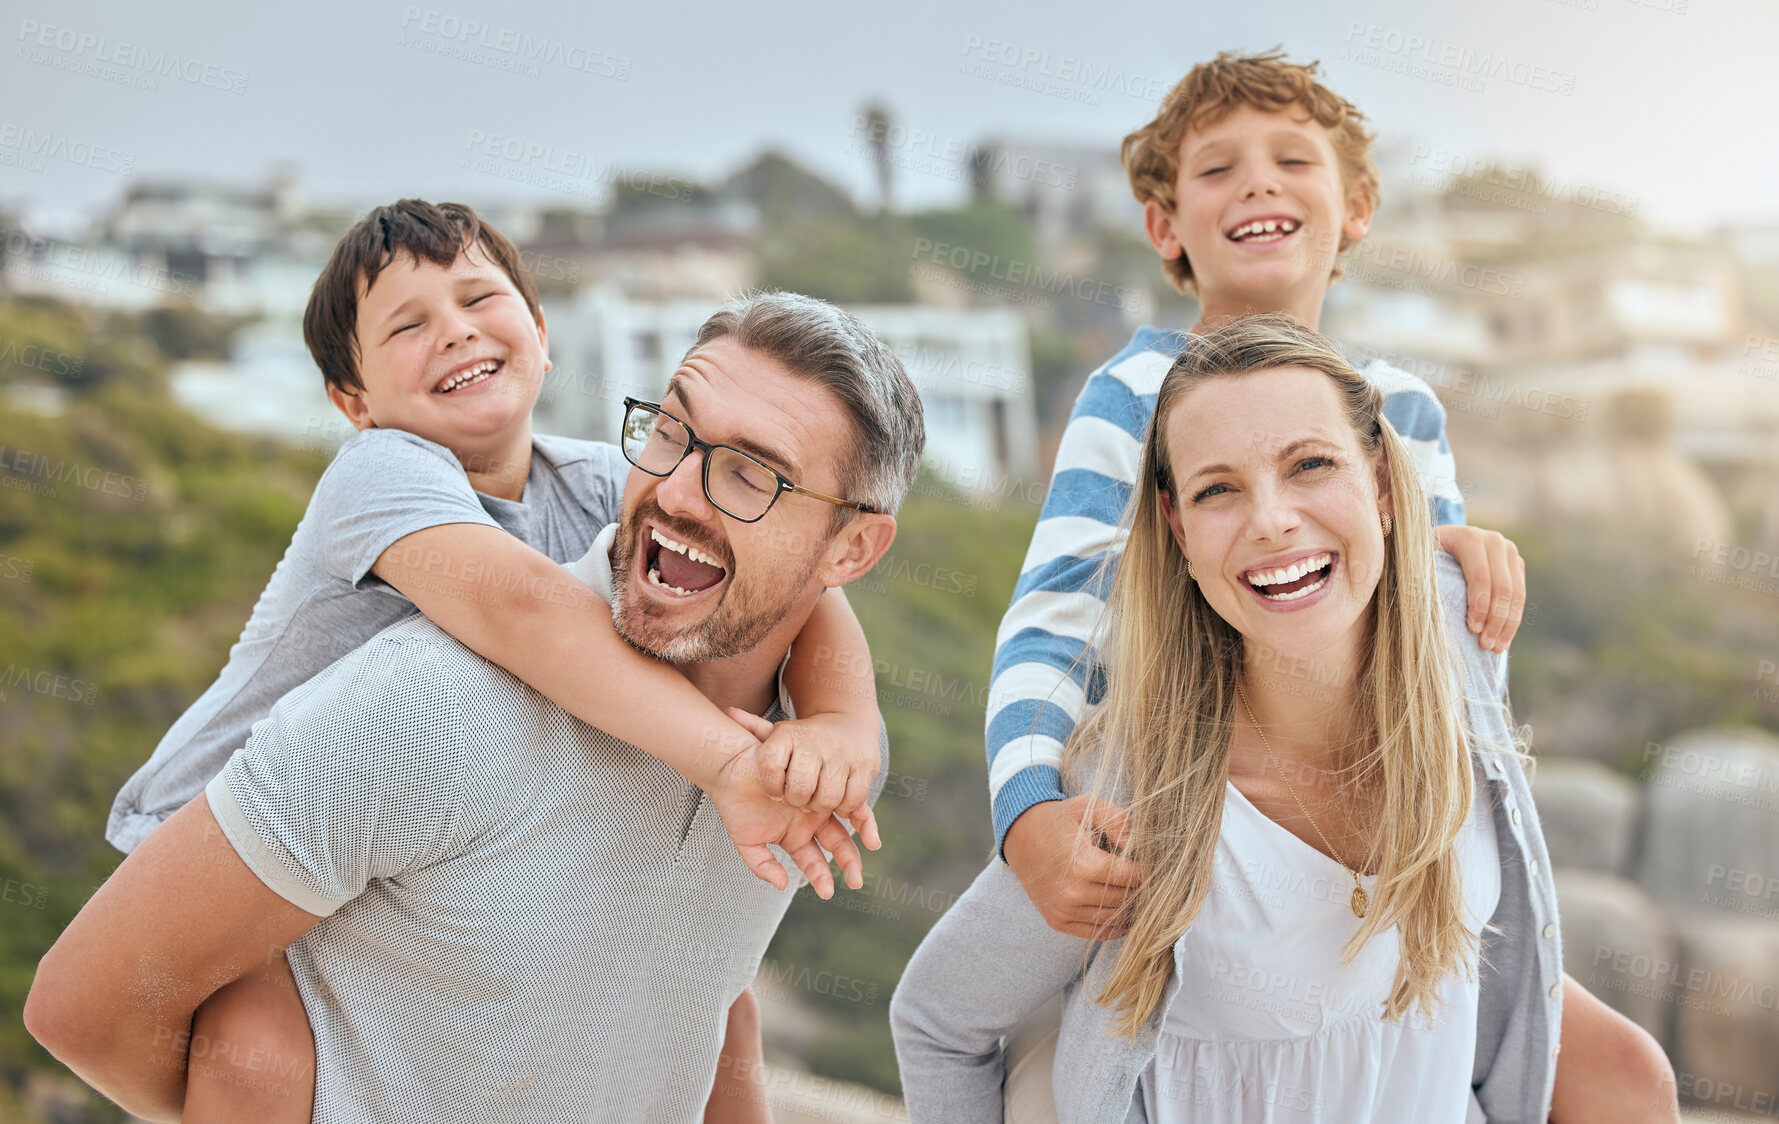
[1187,559,1199,581]
[1380,512,1393,538]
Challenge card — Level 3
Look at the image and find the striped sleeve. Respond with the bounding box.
[1362,358,1467,528]
[987,339,1468,858]
[986,336,1173,857]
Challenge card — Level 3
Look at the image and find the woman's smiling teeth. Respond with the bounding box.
[1244,552,1333,601]
[1228,218,1300,243]
[436,359,500,393]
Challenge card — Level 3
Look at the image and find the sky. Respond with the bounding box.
[1,0,1770,236]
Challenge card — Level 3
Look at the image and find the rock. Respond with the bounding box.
[1633,726,1779,920]
[1531,757,1639,874]
[1669,914,1779,1114]
[1555,869,1677,1043]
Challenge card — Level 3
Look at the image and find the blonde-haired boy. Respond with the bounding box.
[986,49,1676,1122]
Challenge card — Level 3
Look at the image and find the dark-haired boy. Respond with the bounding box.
[95,201,884,1122]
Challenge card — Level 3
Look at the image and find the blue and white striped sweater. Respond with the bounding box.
[987,326,1467,856]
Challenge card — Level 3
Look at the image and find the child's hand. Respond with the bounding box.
[707,709,880,897]
[1434,524,1527,653]
[754,711,882,829]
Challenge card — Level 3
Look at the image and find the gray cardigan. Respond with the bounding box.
[891,553,1563,1123]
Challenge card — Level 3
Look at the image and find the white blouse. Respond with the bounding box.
[1140,778,1500,1123]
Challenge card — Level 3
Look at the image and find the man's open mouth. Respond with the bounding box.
[645,526,729,598]
[1225,216,1301,244]
[433,358,503,394]
[1242,551,1334,601]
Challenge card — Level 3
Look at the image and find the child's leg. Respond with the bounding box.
[182,949,316,1124]
[1003,993,1063,1124]
[1549,972,1677,1124]
[704,987,771,1124]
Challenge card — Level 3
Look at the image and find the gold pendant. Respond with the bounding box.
[1350,886,1369,919]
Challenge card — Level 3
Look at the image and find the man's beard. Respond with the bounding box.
[609,505,823,663]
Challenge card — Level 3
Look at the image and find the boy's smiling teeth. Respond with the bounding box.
[436,359,500,393]
[1228,218,1300,242]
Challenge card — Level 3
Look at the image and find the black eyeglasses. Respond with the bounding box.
[619,397,874,523]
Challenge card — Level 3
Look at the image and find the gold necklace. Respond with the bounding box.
[1236,686,1369,919]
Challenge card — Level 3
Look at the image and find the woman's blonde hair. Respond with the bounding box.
[1066,313,1484,1037]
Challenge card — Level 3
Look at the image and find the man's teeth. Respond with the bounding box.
[1246,552,1333,588]
[1230,218,1300,242]
[438,360,499,392]
[650,528,723,569]
[648,567,696,596]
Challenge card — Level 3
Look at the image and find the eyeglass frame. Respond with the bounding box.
[620,397,876,523]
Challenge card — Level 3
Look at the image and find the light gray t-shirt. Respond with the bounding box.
[107,428,629,853]
[205,531,873,1124]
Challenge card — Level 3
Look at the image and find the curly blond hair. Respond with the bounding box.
[1122,49,1380,294]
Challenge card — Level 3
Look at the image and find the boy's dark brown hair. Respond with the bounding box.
[1122,49,1380,294]
[304,199,542,394]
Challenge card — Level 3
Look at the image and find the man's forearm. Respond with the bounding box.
[25,795,326,1124]
[26,883,199,1121]
[25,996,189,1122]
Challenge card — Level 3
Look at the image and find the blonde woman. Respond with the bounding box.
[891,315,1566,1123]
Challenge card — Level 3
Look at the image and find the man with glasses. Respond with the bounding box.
[26,292,924,1123]
[611,393,878,665]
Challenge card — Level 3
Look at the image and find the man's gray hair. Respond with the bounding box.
[690,291,926,523]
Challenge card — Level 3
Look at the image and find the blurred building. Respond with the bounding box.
[1719,219,1779,277]
[537,287,1039,491]
[0,168,342,316]
[1319,160,1779,545]
[518,199,758,302]
[101,169,302,274]
[970,138,1137,251]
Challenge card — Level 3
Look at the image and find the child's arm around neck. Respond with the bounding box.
[370,521,882,888]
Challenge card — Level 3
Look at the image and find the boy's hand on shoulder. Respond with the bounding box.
[755,711,881,828]
[1434,524,1527,654]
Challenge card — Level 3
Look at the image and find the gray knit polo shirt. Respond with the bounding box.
[207,532,880,1122]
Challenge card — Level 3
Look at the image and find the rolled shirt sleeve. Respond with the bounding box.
[205,632,470,915]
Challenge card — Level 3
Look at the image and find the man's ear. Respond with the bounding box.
[1143,198,1185,264]
[327,383,376,431]
[820,513,897,588]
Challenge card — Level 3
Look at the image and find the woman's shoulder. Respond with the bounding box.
[1435,552,1510,710]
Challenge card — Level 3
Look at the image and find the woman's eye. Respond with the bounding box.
[1297,456,1334,472]
[1193,483,1229,501]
